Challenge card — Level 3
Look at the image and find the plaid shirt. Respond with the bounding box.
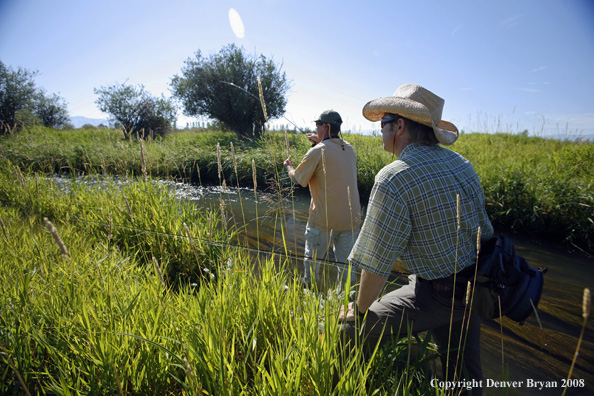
[348,144,493,280]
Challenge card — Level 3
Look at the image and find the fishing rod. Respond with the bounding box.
[219,81,308,134]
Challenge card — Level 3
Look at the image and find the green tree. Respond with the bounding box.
[34,90,70,128]
[94,82,176,139]
[0,60,38,134]
[171,44,290,140]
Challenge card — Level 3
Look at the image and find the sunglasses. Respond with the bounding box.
[381,117,398,129]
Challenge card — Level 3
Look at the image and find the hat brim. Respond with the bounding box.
[363,97,459,145]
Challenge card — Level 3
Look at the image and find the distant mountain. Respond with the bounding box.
[70,116,111,128]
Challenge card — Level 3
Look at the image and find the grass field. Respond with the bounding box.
[1,126,592,252]
[0,160,440,394]
[0,126,592,394]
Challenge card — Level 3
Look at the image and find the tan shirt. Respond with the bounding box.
[290,138,361,231]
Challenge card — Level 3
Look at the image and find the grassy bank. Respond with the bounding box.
[1,126,592,252]
[0,161,440,395]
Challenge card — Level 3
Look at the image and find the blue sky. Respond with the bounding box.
[1,0,593,137]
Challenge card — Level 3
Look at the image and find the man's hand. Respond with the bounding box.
[306,133,321,144]
[283,158,293,168]
[338,271,387,323]
[338,301,357,322]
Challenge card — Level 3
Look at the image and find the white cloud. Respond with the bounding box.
[531,66,546,72]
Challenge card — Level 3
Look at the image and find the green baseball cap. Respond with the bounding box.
[315,110,342,125]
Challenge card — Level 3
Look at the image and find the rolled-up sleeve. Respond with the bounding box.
[348,176,410,277]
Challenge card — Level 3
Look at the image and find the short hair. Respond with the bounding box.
[387,113,438,146]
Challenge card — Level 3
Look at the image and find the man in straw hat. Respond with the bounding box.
[283,110,361,289]
[338,84,493,395]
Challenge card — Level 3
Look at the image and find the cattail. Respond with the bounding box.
[347,186,352,210]
[123,195,133,221]
[465,281,472,306]
[583,288,591,320]
[230,142,238,176]
[252,159,257,191]
[456,194,461,230]
[252,159,260,249]
[476,226,482,256]
[15,166,26,190]
[139,138,147,177]
[348,185,354,244]
[257,76,268,121]
[0,214,8,242]
[183,357,195,377]
[43,217,68,259]
[216,142,223,184]
[196,163,202,187]
[152,256,166,288]
[230,142,245,222]
[562,288,590,396]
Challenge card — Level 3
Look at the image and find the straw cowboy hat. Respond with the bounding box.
[362,83,459,145]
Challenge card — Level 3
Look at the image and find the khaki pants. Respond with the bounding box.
[302,225,358,288]
[340,274,483,396]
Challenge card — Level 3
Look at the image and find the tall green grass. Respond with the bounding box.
[2,126,592,253]
[0,163,440,395]
[0,159,231,288]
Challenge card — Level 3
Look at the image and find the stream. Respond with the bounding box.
[54,175,594,395]
[169,181,594,396]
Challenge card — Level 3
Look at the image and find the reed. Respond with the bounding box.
[139,138,147,177]
[257,76,268,122]
[230,141,247,237]
[562,288,591,396]
[252,158,260,249]
[0,213,8,242]
[43,217,69,259]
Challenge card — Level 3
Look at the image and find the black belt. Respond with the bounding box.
[420,265,476,294]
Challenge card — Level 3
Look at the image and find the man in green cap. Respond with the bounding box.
[283,110,361,289]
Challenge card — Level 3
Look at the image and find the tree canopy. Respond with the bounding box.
[94,82,176,139]
[34,90,70,129]
[1,61,70,133]
[171,44,290,140]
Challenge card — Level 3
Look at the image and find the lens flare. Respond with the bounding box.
[228,8,245,38]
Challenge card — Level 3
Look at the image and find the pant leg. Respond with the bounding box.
[433,315,483,396]
[302,225,329,286]
[340,275,482,393]
[332,229,358,288]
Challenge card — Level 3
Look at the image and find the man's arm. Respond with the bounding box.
[339,270,387,322]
